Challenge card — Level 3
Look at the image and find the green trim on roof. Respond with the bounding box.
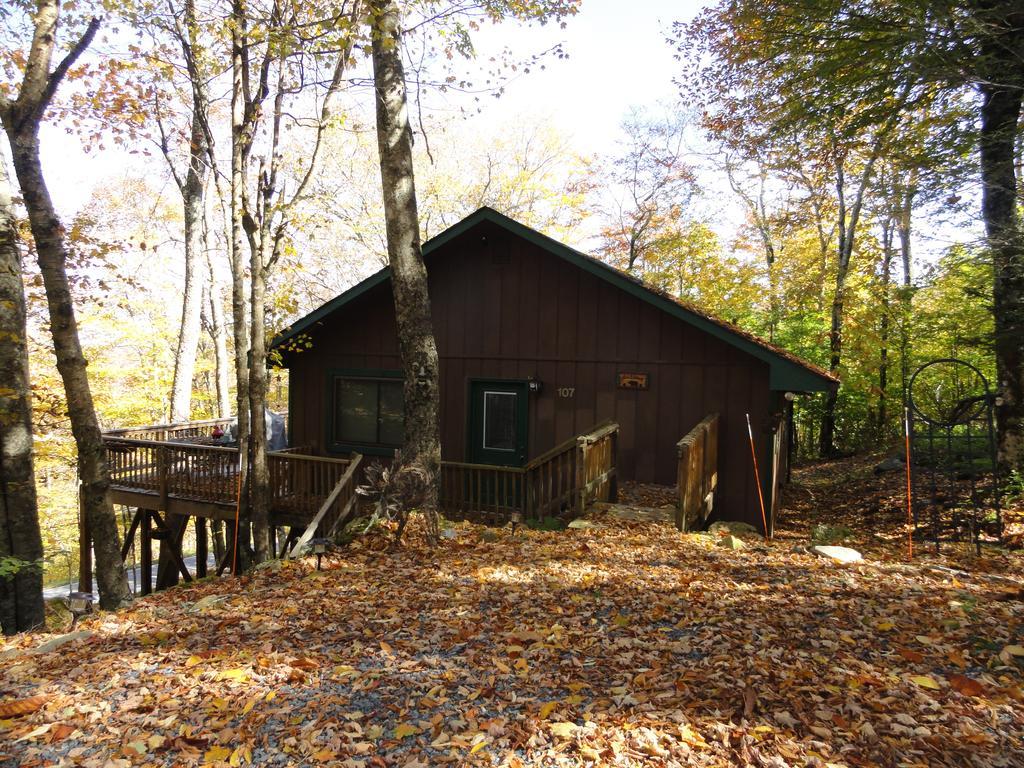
[271,207,835,392]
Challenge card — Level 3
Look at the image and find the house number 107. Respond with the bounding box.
[557,387,575,398]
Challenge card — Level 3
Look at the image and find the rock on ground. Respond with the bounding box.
[709,521,760,537]
[811,545,863,563]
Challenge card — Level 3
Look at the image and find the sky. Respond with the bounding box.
[33,0,971,267]
[464,0,697,151]
[40,0,707,226]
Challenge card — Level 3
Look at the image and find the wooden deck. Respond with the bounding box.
[84,422,356,595]
[104,436,352,526]
[86,418,621,595]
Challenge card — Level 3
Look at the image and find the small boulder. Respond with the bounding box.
[31,630,94,654]
[874,455,905,474]
[811,545,862,563]
[718,535,746,550]
[709,521,759,537]
[440,528,458,540]
[567,519,599,530]
[189,595,229,614]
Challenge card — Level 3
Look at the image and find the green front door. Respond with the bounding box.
[467,380,529,467]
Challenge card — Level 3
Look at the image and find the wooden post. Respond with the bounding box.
[609,429,619,503]
[77,487,92,594]
[157,445,168,509]
[575,439,587,516]
[217,520,235,576]
[196,517,208,578]
[140,510,152,596]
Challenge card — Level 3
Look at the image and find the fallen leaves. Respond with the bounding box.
[909,674,942,690]
[548,721,577,739]
[0,695,46,718]
[0,467,1022,768]
[948,673,986,697]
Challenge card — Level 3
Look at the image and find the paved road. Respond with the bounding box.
[43,553,218,600]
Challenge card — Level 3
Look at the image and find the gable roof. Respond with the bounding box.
[272,207,837,392]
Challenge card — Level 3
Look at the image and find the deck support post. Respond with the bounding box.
[195,517,207,578]
[155,512,190,589]
[140,509,152,595]
[155,513,192,589]
[217,521,235,576]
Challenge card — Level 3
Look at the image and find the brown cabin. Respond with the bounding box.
[272,207,836,531]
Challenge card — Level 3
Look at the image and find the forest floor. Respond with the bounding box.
[2,456,1024,768]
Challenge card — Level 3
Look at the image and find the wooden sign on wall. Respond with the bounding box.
[617,372,649,390]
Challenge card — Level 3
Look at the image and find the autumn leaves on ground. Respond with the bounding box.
[3,461,1024,768]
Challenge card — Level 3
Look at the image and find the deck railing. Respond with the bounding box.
[102,435,350,522]
[438,421,619,521]
[287,454,364,557]
[102,418,619,533]
[439,461,526,518]
[104,417,236,443]
[676,413,719,532]
[268,450,353,519]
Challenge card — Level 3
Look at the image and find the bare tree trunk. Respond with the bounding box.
[230,0,252,569]
[979,78,1024,471]
[162,0,212,425]
[205,249,231,419]
[877,216,895,440]
[897,179,915,401]
[371,0,441,542]
[6,134,130,609]
[0,144,44,634]
[818,137,888,456]
[819,158,851,457]
[248,227,271,562]
[168,126,207,422]
[0,7,129,609]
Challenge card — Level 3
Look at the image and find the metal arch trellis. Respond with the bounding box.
[907,358,1003,555]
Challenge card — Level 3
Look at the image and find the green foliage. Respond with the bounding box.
[525,515,565,531]
[0,555,43,580]
[810,524,854,546]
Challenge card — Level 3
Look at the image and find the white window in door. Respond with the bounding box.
[482,391,517,451]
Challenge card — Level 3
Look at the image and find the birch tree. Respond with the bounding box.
[0,0,130,609]
[0,143,45,634]
[142,0,218,424]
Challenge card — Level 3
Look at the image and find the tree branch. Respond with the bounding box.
[28,16,102,131]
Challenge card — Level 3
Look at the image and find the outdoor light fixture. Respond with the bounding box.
[509,510,524,536]
[784,391,797,401]
[67,591,94,628]
[310,538,330,571]
[528,377,542,394]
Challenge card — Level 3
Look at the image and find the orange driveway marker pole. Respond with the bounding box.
[746,413,770,542]
[904,407,914,559]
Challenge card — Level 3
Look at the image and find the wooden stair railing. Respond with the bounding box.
[522,420,619,519]
[676,414,719,532]
[287,454,363,559]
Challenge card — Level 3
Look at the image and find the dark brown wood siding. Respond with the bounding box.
[284,220,776,526]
